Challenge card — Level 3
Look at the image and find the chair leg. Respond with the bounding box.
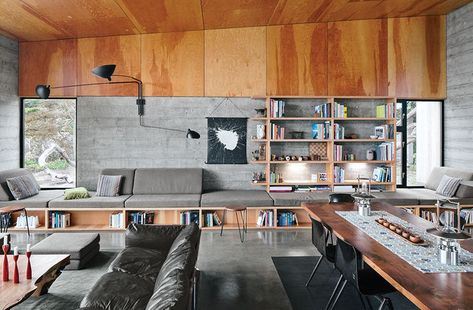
[328,279,347,310]
[325,275,343,310]
[235,211,244,243]
[220,210,226,237]
[305,256,323,287]
[244,209,248,233]
[377,297,393,310]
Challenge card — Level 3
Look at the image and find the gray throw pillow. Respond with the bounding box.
[96,175,122,197]
[6,174,40,200]
[436,175,462,197]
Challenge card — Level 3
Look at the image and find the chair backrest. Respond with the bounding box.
[310,217,329,257]
[329,193,354,203]
[334,238,362,290]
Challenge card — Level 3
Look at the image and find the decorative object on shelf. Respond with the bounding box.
[35,64,199,139]
[207,117,247,164]
[309,142,328,160]
[311,174,318,182]
[13,246,19,284]
[318,172,328,182]
[254,108,266,117]
[251,150,260,161]
[252,172,266,183]
[2,235,9,282]
[26,244,32,280]
[374,126,386,139]
[289,131,304,139]
[258,145,266,161]
[256,124,266,139]
[352,176,375,216]
[366,149,376,161]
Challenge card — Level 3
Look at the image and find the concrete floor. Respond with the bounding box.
[9,229,314,310]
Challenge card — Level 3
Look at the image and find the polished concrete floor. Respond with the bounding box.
[9,229,314,310]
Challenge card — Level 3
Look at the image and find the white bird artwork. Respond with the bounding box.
[215,128,239,150]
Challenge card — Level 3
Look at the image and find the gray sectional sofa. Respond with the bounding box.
[1,166,473,212]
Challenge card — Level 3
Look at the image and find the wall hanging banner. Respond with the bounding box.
[207,117,247,164]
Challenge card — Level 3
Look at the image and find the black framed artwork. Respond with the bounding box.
[207,117,247,164]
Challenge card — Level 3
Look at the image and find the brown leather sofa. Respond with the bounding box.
[80,223,201,310]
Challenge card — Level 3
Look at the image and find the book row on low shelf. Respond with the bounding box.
[128,211,154,225]
[269,185,331,192]
[50,211,71,229]
[462,209,473,224]
[277,211,298,227]
[15,215,40,229]
[421,210,438,223]
[180,211,199,225]
[110,212,124,228]
[270,99,286,118]
[257,210,274,227]
[203,212,222,227]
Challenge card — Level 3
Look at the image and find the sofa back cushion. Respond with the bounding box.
[456,181,473,198]
[126,224,184,251]
[100,168,135,195]
[145,268,189,310]
[0,169,36,201]
[133,168,202,194]
[425,167,473,191]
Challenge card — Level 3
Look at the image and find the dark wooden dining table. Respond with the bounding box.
[302,201,473,310]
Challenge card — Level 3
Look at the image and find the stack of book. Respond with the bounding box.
[376,142,394,160]
[372,166,392,182]
[277,211,298,227]
[271,124,285,139]
[257,210,274,227]
[180,211,199,225]
[269,186,293,192]
[314,103,331,118]
[270,99,285,118]
[128,212,155,225]
[334,166,345,183]
[376,103,395,118]
[334,145,343,161]
[334,123,345,140]
[50,211,71,229]
[312,122,331,139]
[334,102,348,118]
[109,212,123,228]
[203,212,222,227]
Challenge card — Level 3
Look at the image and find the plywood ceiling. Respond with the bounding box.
[0,0,471,41]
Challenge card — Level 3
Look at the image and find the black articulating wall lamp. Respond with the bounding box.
[35,64,200,139]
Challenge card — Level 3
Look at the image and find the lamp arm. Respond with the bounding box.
[50,81,139,90]
[139,115,186,133]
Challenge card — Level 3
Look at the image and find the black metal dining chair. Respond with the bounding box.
[326,238,396,310]
[305,216,336,287]
[329,193,355,203]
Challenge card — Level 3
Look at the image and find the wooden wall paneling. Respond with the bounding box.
[77,35,141,96]
[205,27,266,97]
[328,19,388,96]
[267,23,328,96]
[114,0,203,33]
[19,39,77,97]
[388,16,446,98]
[141,31,204,96]
[202,0,279,29]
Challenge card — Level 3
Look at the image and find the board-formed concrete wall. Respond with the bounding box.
[445,2,473,169]
[0,36,19,171]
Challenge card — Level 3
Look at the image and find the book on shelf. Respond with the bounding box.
[376,103,395,119]
[128,211,155,225]
[270,186,293,192]
[334,123,345,140]
[334,145,344,161]
[257,210,274,227]
[314,102,331,118]
[372,166,392,182]
[334,102,348,118]
[334,166,345,183]
[277,211,298,227]
[312,121,331,139]
[461,209,473,224]
[376,142,394,160]
[49,211,71,229]
[270,99,286,118]
[109,212,123,228]
[15,215,40,229]
[180,211,199,225]
[204,212,222,227]
[421,210,438,223]
[271,124,285,139]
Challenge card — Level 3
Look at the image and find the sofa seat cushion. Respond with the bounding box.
[31,233,100,260]
[108,247,168,281]
[372,189,422,206]
[201,190,273,207]
[269,192,331,206]
[80,272,155,310]
[48,192,130,208]
[0,190,63,208]
[125,194,201,208]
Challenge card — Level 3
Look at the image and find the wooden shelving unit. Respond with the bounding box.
[250,96,397,193]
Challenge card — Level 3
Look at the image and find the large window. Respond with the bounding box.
[396,100,443,187]
[21,98,76,188]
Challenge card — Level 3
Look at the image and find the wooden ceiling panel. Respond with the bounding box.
[20,0,139,39]
[114,0,203,33]
[202,0,280,29]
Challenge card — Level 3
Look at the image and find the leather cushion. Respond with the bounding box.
[168,223,200,255]
[100,168,136,195]
[146,268,189,310]
[126,224,184,251]
[108,247,167,281]
[80,272,154,310]
[133,168,203,195]
[157,241,195,286]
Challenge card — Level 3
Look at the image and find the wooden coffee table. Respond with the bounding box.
[0,254,70,310]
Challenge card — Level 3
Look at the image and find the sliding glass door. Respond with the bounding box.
[396,100,443,187]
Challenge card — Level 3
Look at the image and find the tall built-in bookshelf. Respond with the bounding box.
[250,96,397,193]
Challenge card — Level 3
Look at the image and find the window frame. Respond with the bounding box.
[20,97,78,190]
[396,99,445,188]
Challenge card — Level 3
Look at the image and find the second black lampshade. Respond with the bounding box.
[92,64,116,81]
[35,85,50,99]
[186,129,200,139]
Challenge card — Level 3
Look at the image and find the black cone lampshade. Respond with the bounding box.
[186,129,200,139]
[91,64,116,81]
[35,85,50,99]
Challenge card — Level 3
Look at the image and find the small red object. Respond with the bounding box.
[26,251,32,280]
[13,255,19,283]
[2,244,9,282]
